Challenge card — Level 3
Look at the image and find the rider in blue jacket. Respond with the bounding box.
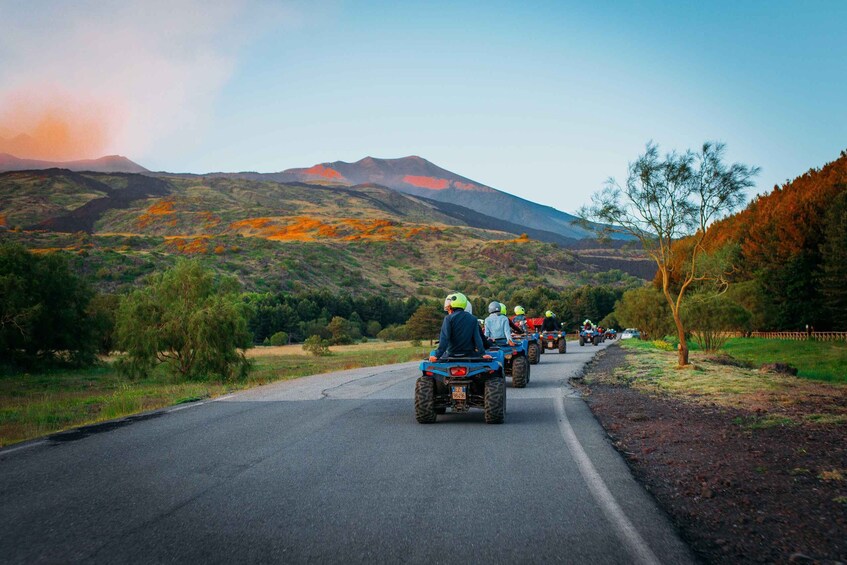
[430,292,489,361]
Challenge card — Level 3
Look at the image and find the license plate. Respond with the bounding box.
[451,386,467,400]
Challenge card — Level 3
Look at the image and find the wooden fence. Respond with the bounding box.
[747,331,847,342]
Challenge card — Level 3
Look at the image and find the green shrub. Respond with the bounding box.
[116,260,253,380]
[269,331,289,346]
[303,335,331,356]
[377,324,410,341]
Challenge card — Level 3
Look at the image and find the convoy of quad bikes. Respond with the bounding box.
[415,312,613,425]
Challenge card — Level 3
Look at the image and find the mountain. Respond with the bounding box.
[0,169,654,295]
[0,152,613,242]
[0,153,149,174]
[210,156,609,241]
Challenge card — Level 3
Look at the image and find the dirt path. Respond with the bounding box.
[576,345,847,564]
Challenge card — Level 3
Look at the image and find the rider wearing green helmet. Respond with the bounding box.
[541,310,562,331]
[429,292,489,362]
[513,305,528,332]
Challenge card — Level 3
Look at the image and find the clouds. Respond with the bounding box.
[0,0,292,160]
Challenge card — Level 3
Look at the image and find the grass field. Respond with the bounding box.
[720,338,847,383]
[624,337,847,383]
[607,338,847,426]
[0,341,429,447]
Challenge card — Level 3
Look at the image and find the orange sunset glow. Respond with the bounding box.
[0,91,117,161]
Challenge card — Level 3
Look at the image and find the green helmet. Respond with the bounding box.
[444,292,468,311]
[499,303,507,315]
[545,310,554,318]
[514,305,525,316]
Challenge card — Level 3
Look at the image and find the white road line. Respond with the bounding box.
[212,394,235,402]
[0,440,46,458]
[555,393,662,565]
[167,402,205,413]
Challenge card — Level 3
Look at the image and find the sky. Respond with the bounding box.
[1,0,845,212]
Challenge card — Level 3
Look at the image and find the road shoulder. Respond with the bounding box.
[575,344,847,563]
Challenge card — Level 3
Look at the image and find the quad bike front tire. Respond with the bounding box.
[511,356,529,388]
[484,374,506,424]
[558,338,566,354]
[414,377,437,423]
[528,342,540,365]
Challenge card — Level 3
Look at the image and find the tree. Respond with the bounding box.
[87,293,121,355]
[582,142,758,365]
[327,316,361,345]
[405,304,444,342]
[116,260,252,380]
[365,320,382,337]
[0,244,96,368]
[613,287,674,340]
[818,190,847,329]
[681,290,751,351]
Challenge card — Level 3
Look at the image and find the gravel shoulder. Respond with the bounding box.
[575,343,847,564]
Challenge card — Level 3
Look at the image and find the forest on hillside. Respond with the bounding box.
[667,150,847,331]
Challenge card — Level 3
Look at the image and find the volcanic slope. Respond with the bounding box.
[0,170,653,294]
[206,155,609,241]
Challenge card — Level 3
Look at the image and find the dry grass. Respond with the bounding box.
[247,340,427,358]
[594,341,847,425]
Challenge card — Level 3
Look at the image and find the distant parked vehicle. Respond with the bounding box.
[620,328,640,340]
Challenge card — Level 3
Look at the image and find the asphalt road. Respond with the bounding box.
[0,340,695,564]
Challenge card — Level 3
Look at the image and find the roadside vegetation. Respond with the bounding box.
[0,342,427,447]
[617,337,846,386]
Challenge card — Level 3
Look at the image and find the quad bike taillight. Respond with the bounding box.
[449,366,468,376]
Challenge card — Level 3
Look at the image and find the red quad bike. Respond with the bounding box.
[416,354,506,424]
[526,317,546,359]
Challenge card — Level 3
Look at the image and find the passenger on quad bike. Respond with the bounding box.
[484,301,515,346]
[429,292,490,362]
[513,305,529,332]
[501,303,523,333]
[541,310,562,331]
[583,319,594,331]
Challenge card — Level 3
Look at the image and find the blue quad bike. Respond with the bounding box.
[487,341,531,388]
[579,328,602,346]
[541,330,567,354]
[512,332,542,365]
[416,354,506,424]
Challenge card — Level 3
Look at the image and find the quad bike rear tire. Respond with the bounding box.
[558,338,566,354]
[593,335,601,346]
[414,377,437,423]
[511,356,529,388]
[579,336,585,346]
[484,374,506,424]
[528,342,540,365]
